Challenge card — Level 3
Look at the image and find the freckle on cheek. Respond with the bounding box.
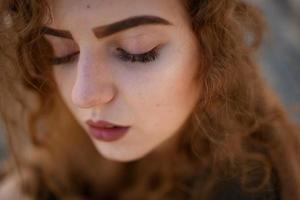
[86,4,91,9]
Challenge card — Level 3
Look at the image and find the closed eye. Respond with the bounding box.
[51,51,80,65]
[50,46,160,65]
[116,46,160,63]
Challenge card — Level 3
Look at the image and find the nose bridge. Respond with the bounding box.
[71,49,116,108]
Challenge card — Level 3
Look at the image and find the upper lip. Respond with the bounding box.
[86,120,128,128]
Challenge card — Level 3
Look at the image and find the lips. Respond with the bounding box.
[86,120,125,128]
[86,120,130,142]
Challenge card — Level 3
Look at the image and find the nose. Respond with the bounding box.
[71,52,117,108]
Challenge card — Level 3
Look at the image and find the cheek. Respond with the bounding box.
[123,48,200,131]
[53,67,77,108]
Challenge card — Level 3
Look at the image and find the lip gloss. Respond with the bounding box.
[86,120,130,142]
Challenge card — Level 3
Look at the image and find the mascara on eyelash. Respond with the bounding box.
[51,52,80,65]
[50,46,160,65]
[116,46,159,63]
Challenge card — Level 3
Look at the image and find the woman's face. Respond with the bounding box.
[45,0,201,162]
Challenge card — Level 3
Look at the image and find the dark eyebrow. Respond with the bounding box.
[41,15,172,40]
[41,26,73,39]
[93,15,172,39]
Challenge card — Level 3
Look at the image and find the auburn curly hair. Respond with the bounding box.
[0,0,300,199]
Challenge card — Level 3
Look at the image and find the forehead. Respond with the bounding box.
[47,0,187,29]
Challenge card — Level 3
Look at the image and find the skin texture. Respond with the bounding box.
[46,0,201,162]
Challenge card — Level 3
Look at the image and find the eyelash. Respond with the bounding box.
[51,47,159,65]
[116,47,159,63]
[51,52,80,65]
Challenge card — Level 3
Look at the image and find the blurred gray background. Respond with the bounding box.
[0,121,6,161]
[252,0,300,121]
[0,0,300,161]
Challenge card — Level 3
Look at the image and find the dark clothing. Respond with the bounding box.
[0,163,281,200]
[212,177,280,200]
[40,172,281,200]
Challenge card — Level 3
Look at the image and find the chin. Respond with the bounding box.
[94,145,151,163]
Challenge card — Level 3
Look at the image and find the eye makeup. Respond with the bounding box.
[116,46,160,63]
[51,51,80,65]
[50,46,161,65]
[48,30,166,65]
[44,34,79,65]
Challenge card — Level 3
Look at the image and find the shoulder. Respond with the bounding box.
[0,170,33,200]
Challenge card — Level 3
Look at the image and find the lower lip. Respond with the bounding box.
[87,126,130,142]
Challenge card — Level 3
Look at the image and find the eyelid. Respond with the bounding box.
[44,35,79,59]
[116,45,160,63]
[116,45,158,55]
[117,34,161,54]
[51,51,80,65]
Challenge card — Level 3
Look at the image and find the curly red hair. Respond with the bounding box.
[0,0,300,199]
